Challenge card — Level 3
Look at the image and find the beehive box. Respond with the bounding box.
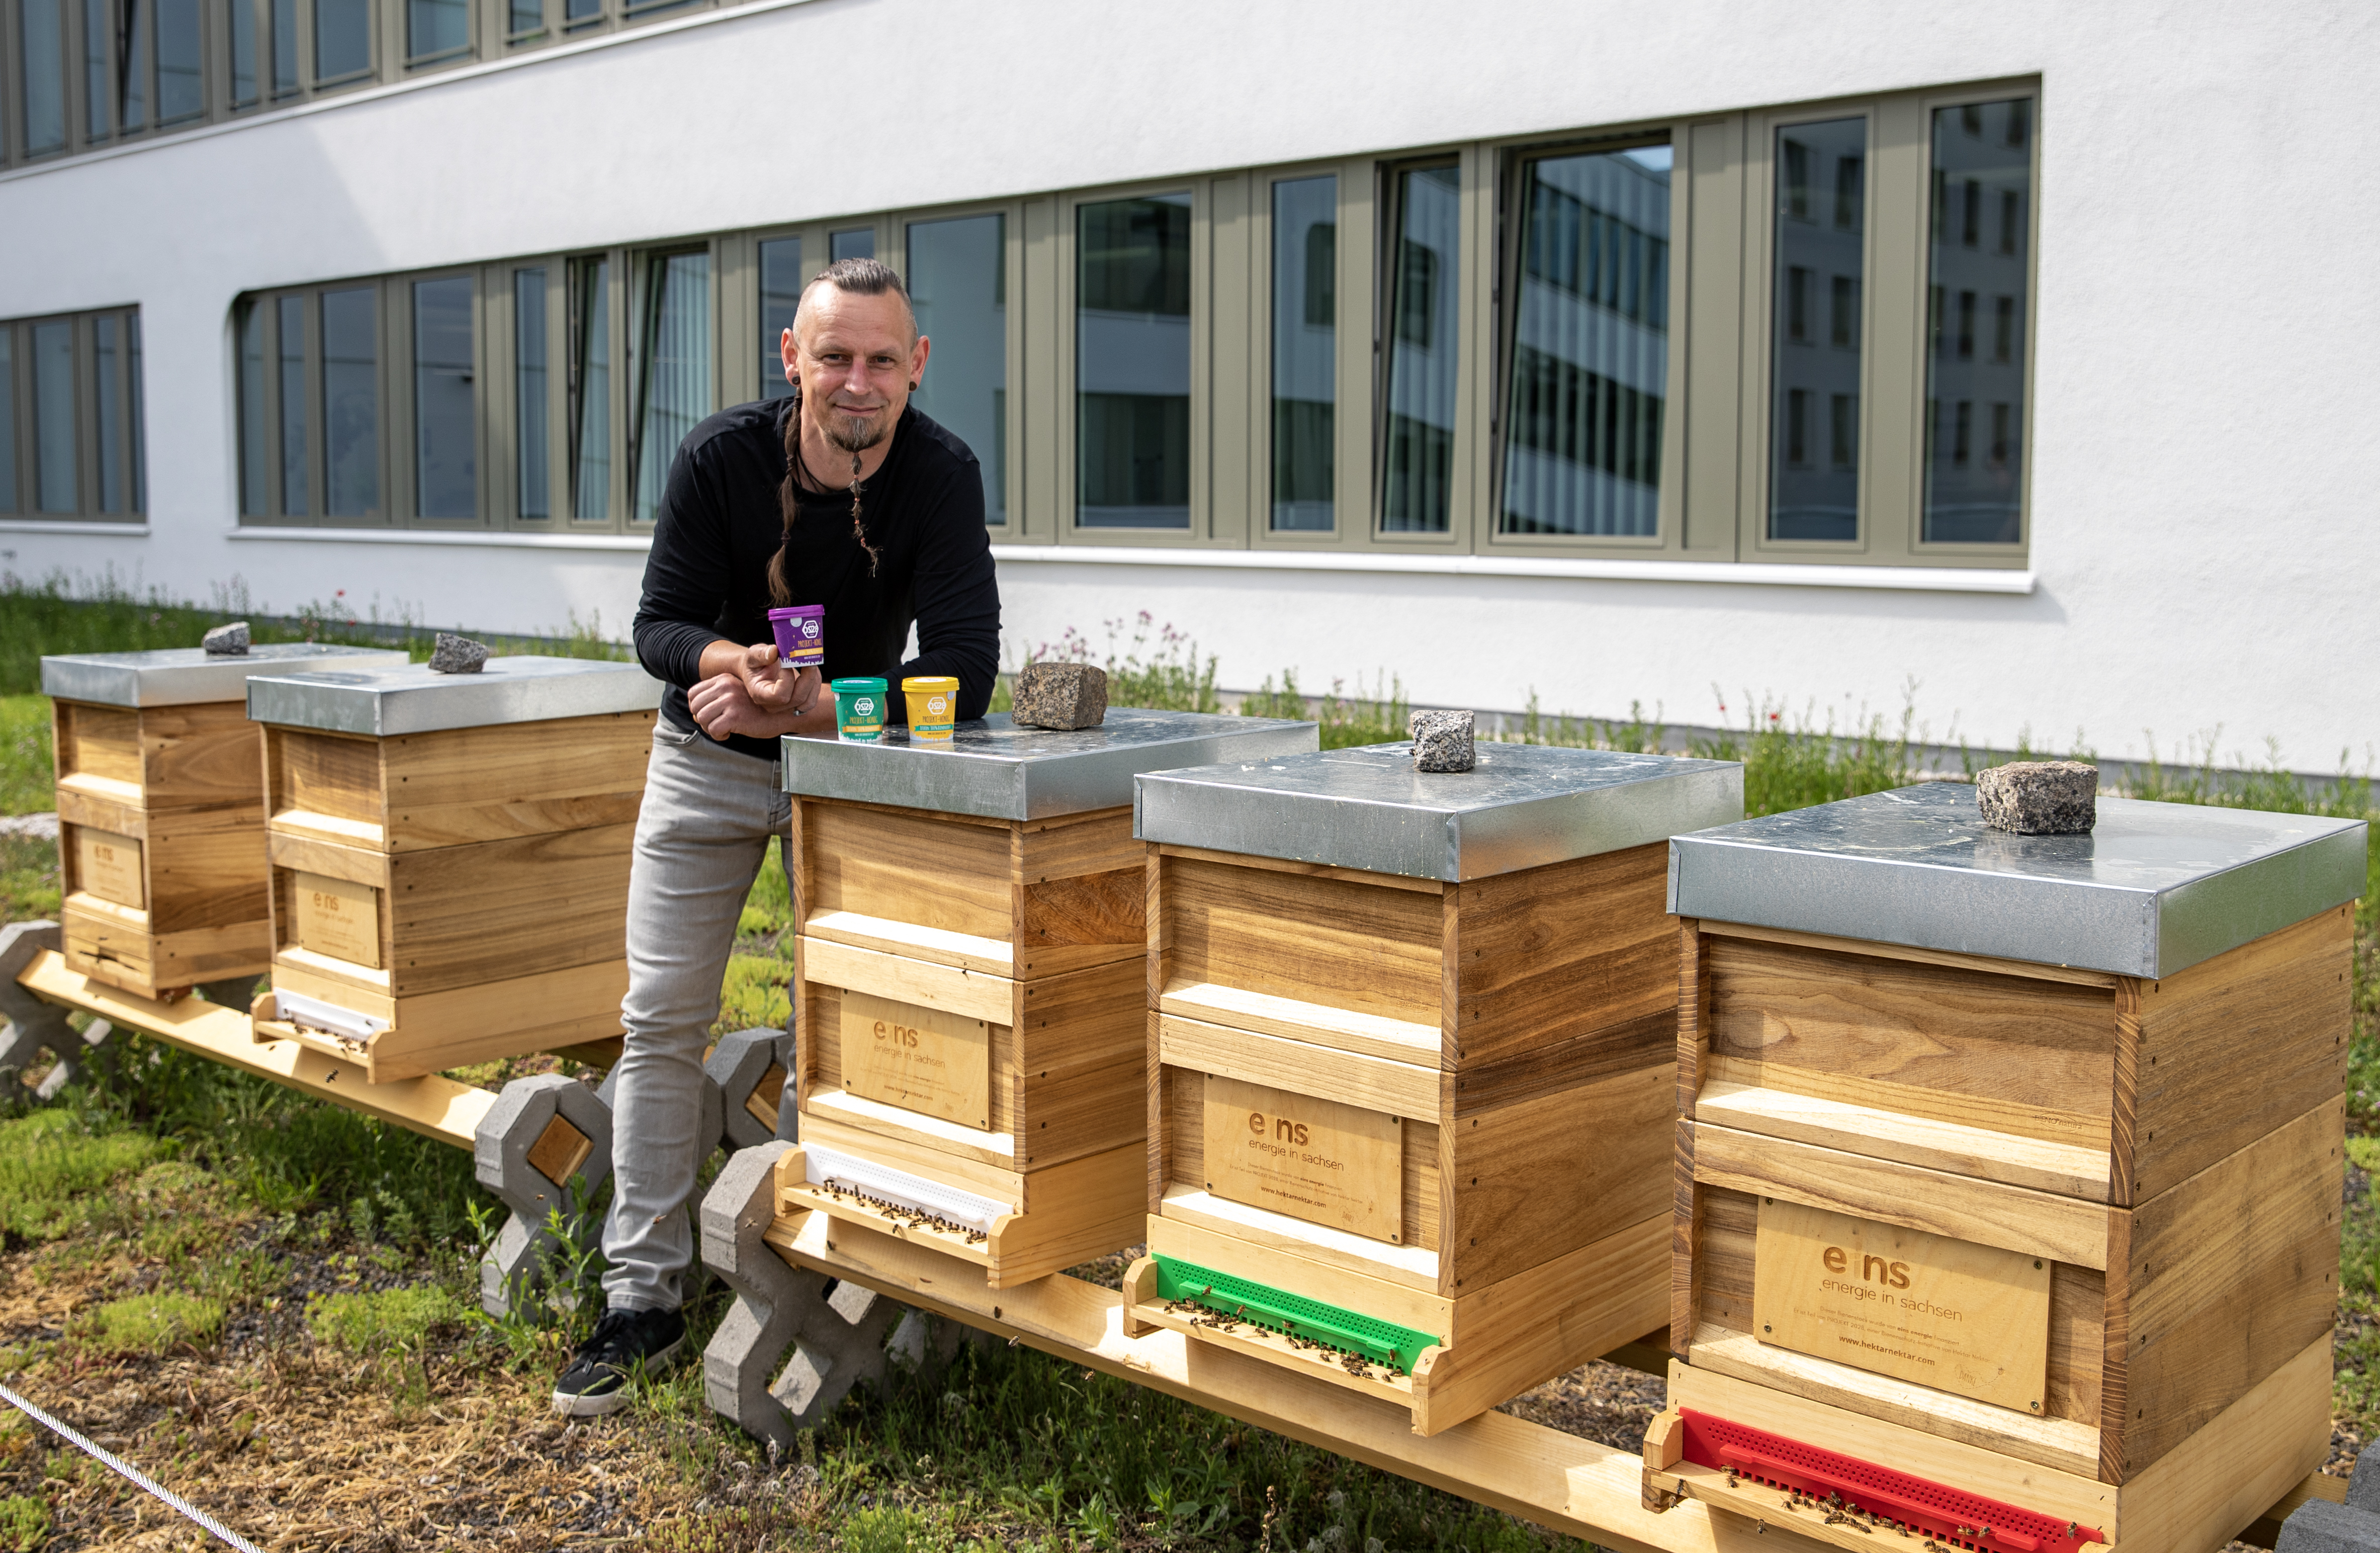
[1124,743,1743,1434]
[1650,784,2368,1551]
[772,709,1316,1288]
[42,644,409,1000]
[243,656,659,1082]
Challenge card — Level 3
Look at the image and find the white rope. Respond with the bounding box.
[0,1381,262,1552]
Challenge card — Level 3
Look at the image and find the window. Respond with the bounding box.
[1270,174,1335,532]
[0,308,145,520]
[830,229,875,262]
[1500,143,1668,538]
[412,277,474,517]
[515,269,549,519]
[757,236,801,402]
[321,286,378,517]
[907,213,1007,524]
[1380,161,1458,533]
[1769,116,1865,541]
[20,0,67,154]
[315,0,370,79]
[631,249,709,524]
[571,255,611,521]
[1076,192,1191,529]
[276,295,307,513]
[1923,96,2031,544]
[408,0,467,60]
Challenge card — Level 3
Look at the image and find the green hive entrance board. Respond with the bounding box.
[1152,1254,1441,1375]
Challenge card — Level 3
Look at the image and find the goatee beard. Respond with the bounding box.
[825,411,889,454]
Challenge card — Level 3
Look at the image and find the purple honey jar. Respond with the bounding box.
[767,606,825,670]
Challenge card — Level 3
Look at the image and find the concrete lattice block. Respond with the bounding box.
[700,1141,908,1447]
[2278,1497,2380,1552]
[475,1073,616,1319]
[707,1027,794,1152]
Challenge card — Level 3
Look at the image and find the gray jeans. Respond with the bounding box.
[601,722,791,1312]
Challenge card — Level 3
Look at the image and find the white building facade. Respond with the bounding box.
[1,1,2373,767]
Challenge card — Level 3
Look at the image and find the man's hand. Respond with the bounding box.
[741,643,819,713]
[688,667,837,742]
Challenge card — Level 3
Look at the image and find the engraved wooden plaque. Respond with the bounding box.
[293,870,382,968]
[1752,1199,2051,1414]
[1202,1074,1403,1244]
[839,989,992,1130]
[75,828,144,908]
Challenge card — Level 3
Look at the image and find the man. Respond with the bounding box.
[552,257,1000,1415]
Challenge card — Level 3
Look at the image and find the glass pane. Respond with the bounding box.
[507,0,537,36]
[0,333,17,513]
[1075,192,1190,529]
[271,0,295,93]
[32,321,76,514]
[563,0,597,25]
[515,268,548,519]
[321,285,377,517]
[84,0,110,138]
[1269,174,1334,532]
[93,315,121,512]
[120,0,148,128]
[830,228,874,262]
[412,276,474,518]
[408,0,464,57]
[1501,146,1670,538]
[1381,162,1459,533]
[314,0,369,80]
[1769,116,1865,541]
[237,303,267,513]
[1924,98,2031,545]
[277,295,307,513]
[228,0,256,105]
[155,0,199,120]
[757,235,801,401]
[127,312,143,511]
[21,0,67,152]
[570,256,609,520]
[633,250,710,523]
[907,213,1005,523]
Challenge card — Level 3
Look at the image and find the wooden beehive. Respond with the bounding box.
[1649,784,2367,1552]
[243,656,659,1082]
[1123,743,1744,1434]
[772,710,1315,1288]
[43,645,408,1000]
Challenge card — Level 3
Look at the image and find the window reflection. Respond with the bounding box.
[1381,162,1458,533]
[516,268,548,519]
[0,333,16,512]
[1501,144,1668,538]
[21,0,67,153]
[1769,116,1865,540]
[322,285,378,517]
[278,296,308,514]
[94,316,123,512]
[830,229,874,263]
[314,0,369,80]
[83,0,109,139]
[157,0,203,122]
[570,256,609,520]
[757,236,800,402]
[1076,192,1191,528]
[633,250,709,524]
[121,0,149,129]
[907,213,1006,524]
[229,0,257,105]
[409,0,468,59]
[1923,97,2031,544]
[1270,174,1335,532]
[33,322,76,513]
[237,304,268,513]
[412,277,473,517]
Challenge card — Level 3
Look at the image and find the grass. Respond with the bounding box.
[0,1110,163,1244]
[307,1286,462,1356]
[67,1290,227,1357]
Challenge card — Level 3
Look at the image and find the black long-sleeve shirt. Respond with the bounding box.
[632,398,1001,760]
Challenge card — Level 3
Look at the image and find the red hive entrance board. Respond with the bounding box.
[1677,1409,2105,1552]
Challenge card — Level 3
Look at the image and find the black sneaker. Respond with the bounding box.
[552,1306,686,1417]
